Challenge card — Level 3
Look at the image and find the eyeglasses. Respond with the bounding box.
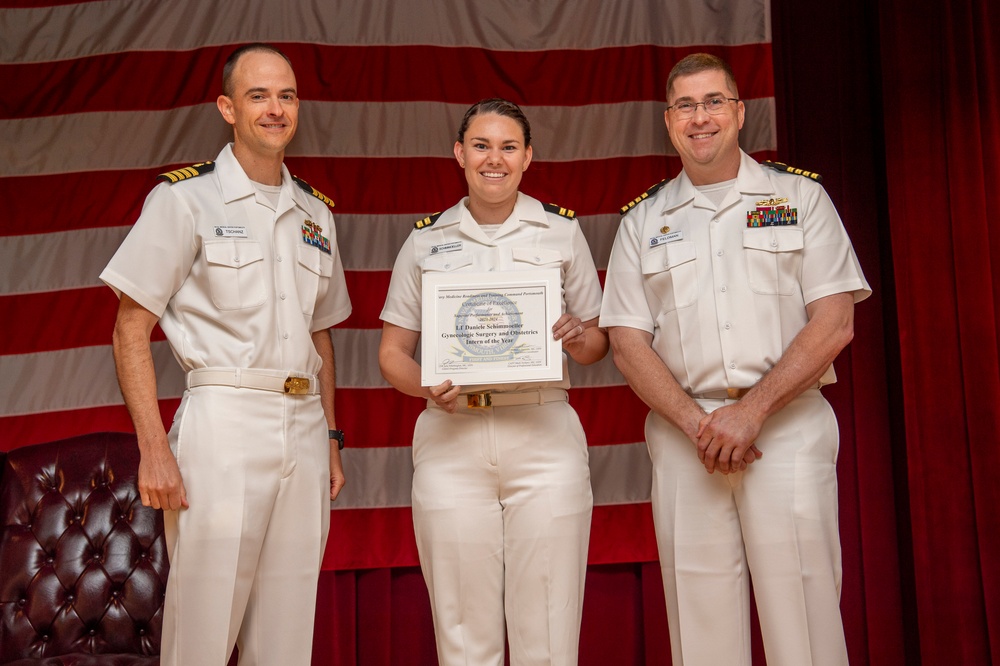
[666,97,739,118]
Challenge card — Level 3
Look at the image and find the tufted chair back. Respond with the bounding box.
[0,432,167,665]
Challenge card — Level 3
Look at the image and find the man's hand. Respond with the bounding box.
[137,440,188,510]
[696,403,764,474]
[329,444,346,501]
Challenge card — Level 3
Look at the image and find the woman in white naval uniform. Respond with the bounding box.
[378,99,609,666]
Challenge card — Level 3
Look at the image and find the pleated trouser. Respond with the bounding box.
[160,385,330,666]
[646,389,849,666]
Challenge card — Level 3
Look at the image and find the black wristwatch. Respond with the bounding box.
[328,429,345,450]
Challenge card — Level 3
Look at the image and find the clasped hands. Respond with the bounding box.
[694,402,764,474]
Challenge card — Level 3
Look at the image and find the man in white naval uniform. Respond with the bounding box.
[600,53,870,665]
[100,44,351,665]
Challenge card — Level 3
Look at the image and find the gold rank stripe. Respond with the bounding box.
[157,161,214,183]
[292,174,335,208]
[415,212,443,229]
[761,160,823,183]
[542,202,575,219]
[620,178,668,215]
[309,185,334,208]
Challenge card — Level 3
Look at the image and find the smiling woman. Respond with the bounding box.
[377,97,610,665]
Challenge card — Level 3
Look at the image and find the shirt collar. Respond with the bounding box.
[660,150,776,214]
[215,144,301,213]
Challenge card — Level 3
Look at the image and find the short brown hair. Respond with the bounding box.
[222,43,293,98]
[666,53,739,102]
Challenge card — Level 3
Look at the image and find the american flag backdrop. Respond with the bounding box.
[0,0,776,571]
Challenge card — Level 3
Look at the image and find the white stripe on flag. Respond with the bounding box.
[2,99,776,178]
[334,441,652,510]
[2,0,769,64]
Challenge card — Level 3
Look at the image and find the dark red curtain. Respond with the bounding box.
[878,0,1000,664]
[305,0,1000,663]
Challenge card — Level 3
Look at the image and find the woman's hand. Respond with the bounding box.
[552,313,586,353]
[428,379,462,414]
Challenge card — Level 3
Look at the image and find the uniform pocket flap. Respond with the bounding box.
[511,247,563,266]
[297,244,334,276]
[640,241,696,274]
[421,252,474,272]
[742,227,804,253]
[204,239,264,268]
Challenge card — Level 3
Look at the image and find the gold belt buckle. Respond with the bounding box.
[284,376,310,395]
[466,391,492,408]
[727,387,749,400]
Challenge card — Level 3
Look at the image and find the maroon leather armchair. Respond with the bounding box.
[0,432,167,665]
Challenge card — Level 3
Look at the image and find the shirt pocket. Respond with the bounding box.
[640,241,697,314]
[742,227,804,295]
[420,252,474,273]
[203,239,266,310]
[511,247,564,270]
[295,244,335,315]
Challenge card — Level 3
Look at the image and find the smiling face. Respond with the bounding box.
[454,112,533,214]
[217,50,299,162]
[665,69,745,184]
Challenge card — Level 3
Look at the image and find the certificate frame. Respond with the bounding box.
[420,268,563,386]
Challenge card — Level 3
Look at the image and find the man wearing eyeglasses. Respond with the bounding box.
[601,53,870,665]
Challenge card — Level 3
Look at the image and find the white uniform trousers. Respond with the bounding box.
[160,385,330,666]
[412,398,593,666]
[646,389,849,666]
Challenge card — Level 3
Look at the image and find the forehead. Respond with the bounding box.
[230,51,296,92]
[669,69,734,100]
[465,113,524,141]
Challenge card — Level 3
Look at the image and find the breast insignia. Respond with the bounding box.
[292,175,335,209]
[542,202,576,219]
[761,161,823,183]
[157,161,215,184]
[415,212,444,230]
[620,179,669,215]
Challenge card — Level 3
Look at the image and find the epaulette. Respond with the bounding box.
[620,179,668,215]
[292,175,335,209]
[157,161,215,184]
[415,212,444,230]
[542,202,576,219]
[761,161,823,183]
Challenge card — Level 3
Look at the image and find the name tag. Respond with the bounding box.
[649,231,683,247]
[430,241,463,254]
[214,226,248,238]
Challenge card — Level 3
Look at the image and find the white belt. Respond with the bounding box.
[454,388,568,409]
[187,368,319,395]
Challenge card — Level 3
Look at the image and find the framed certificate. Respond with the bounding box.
[420,268,563,386]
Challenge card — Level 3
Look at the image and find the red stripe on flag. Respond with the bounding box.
[0,288,165,355]
[0,400,180,451]
[3,156,703,236]
[3,43,774,119]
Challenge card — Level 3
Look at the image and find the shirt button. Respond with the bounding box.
[771,240,778,247]
[279,292,286,300]
[724,322,732,330]
[283,333,289,340]
[276,255,283,262]
[721,286,727,293]
[729,362,737,369]
[233,256,240,263]
[716,250,724,256]
[444,263,451,269]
